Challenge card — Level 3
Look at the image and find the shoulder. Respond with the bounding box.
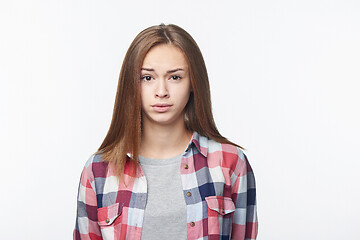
[205,136,246,160]
[195,132,245,158]
[205,137,248,174]
[81,153,110,182]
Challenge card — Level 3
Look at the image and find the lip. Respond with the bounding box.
[151,104,172,113]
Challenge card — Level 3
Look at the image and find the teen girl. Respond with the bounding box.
[74,23,258,240]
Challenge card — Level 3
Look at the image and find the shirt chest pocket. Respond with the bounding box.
[205,196,235,238]
[97,202,124,238]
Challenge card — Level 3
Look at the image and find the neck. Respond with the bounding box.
[140,117,192,159]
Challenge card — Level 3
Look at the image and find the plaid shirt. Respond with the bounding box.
[74,131,258,240]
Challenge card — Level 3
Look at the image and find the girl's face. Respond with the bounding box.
[140,44,191,127]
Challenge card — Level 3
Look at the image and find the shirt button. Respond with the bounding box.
[184,164,189,169]
[221,209,225,214]
[190,222,195,227]
[186,192,191,197]
[105,218,110,223]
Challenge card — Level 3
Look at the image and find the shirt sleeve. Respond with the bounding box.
[231,151,258,240]
[73,160,102,240]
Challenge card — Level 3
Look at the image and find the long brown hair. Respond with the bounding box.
[95,23,243,178]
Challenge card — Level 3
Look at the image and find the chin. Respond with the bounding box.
[143,112,184,126]
[149,116,180,126]
[151,118,174,125]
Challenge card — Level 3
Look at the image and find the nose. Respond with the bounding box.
[155,79,169,98]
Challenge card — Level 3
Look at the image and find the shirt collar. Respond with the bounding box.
[185,131,208,157]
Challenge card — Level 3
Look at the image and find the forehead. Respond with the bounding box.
[142,44,188,70]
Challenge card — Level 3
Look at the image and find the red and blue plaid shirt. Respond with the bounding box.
[74,131,258,239]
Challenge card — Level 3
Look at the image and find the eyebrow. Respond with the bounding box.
[141,68,185,73]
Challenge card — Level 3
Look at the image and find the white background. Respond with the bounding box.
[1,0,359,239]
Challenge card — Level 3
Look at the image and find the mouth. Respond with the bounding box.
[151,104,173,113]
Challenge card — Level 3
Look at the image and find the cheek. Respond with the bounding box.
[179,86,191,105]
[140,87,149,108]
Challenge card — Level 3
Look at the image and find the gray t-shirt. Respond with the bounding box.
[139,153,187,240]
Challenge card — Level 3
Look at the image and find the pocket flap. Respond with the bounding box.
[205,196,235,216]
[97,202,124,226]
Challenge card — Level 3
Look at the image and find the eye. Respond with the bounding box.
[141,75,153,81]
[170,75,182,80]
